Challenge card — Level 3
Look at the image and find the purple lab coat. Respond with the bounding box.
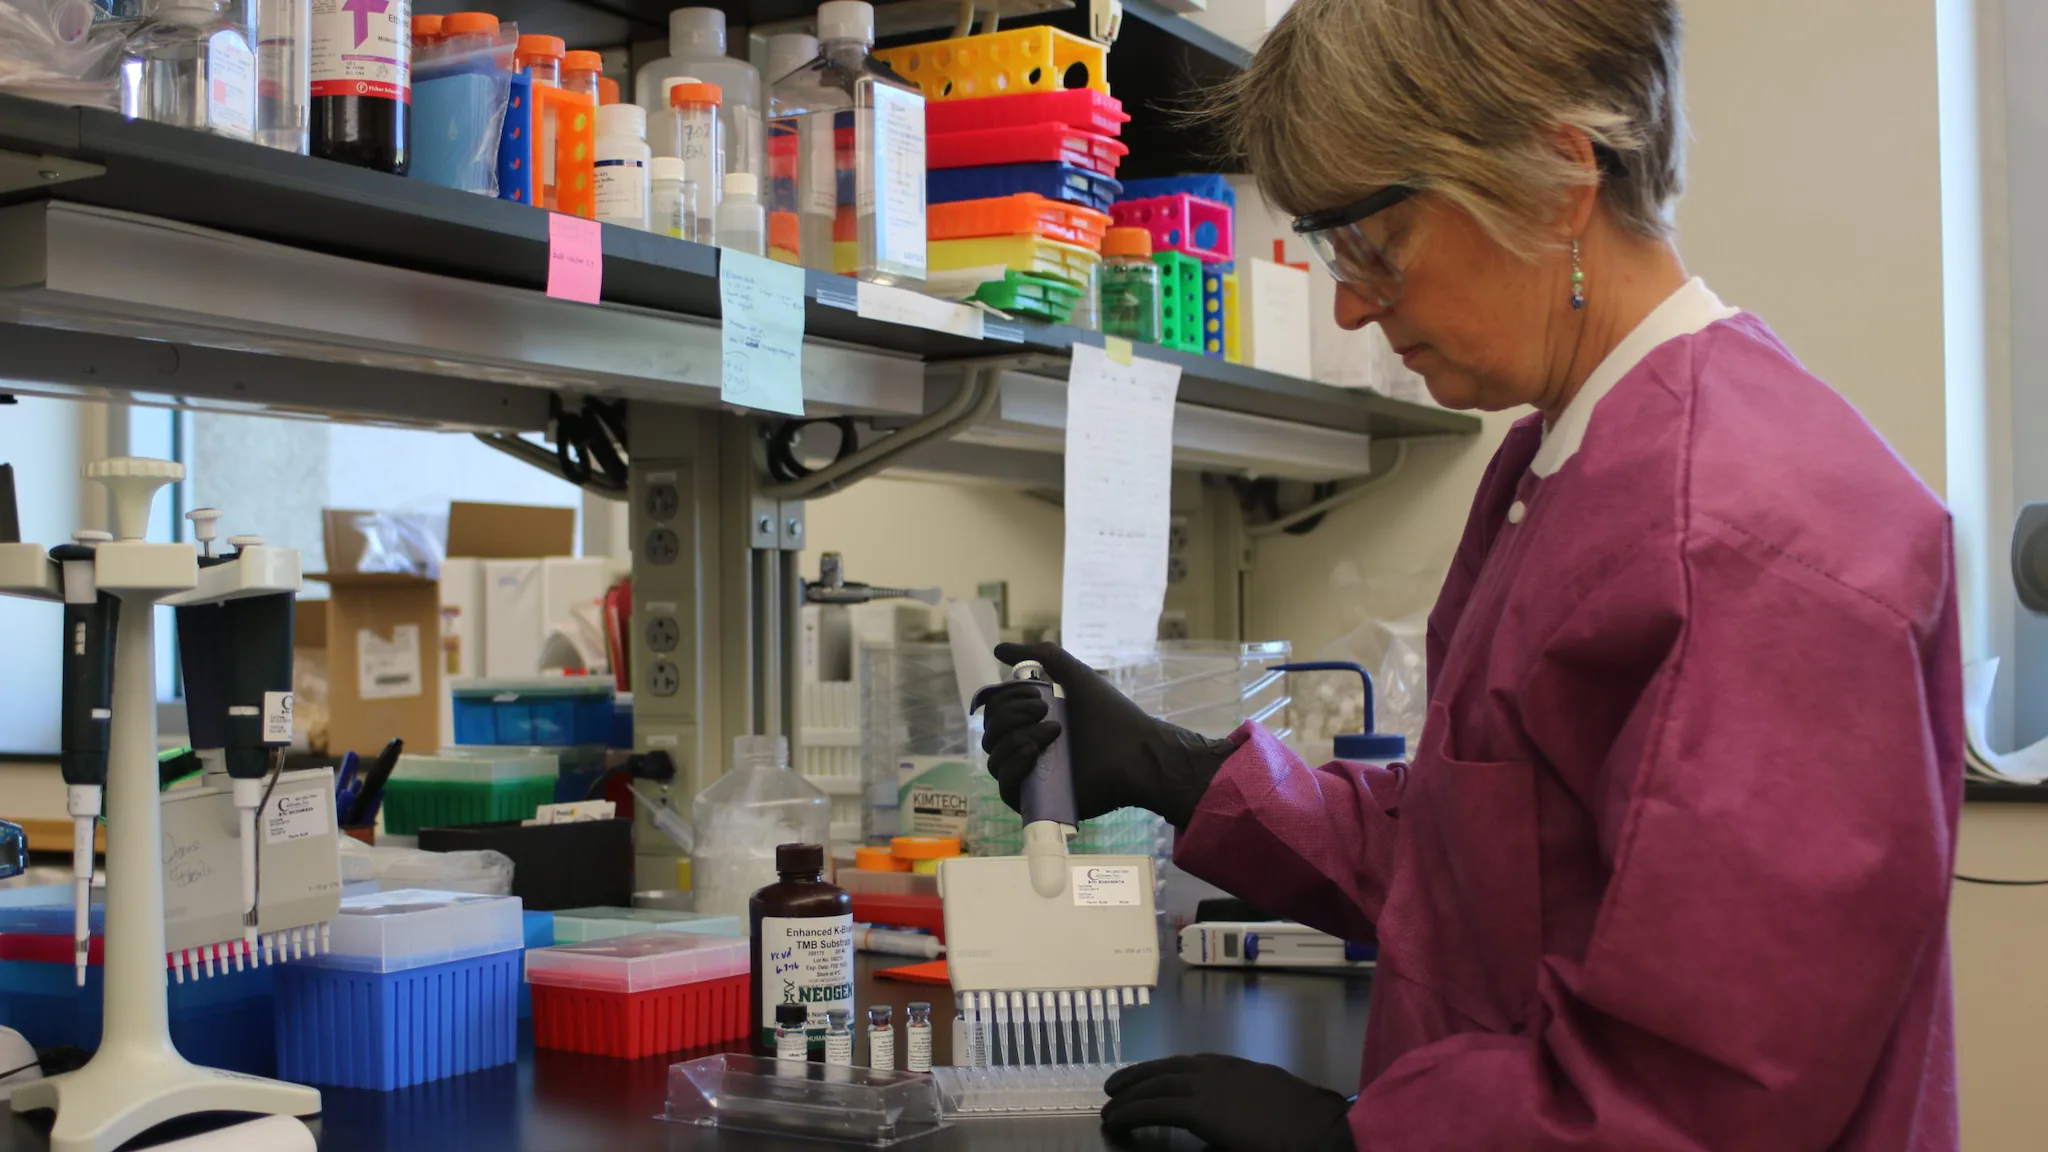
[1176,313,1963,1151]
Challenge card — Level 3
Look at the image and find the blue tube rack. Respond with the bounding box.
[929,162,1123,213]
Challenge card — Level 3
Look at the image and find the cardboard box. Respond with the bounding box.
[311,502,581,756]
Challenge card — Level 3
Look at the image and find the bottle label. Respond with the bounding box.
[759,914,854,1037]
[868,1026,895,1071]
[825,1030,853,1066]
[906,1023,932,1072]
[206,31,256,141]
[310,0,412,103]
[595,157,648,226]
[774,1027,808,1063]
[863,83,926,276]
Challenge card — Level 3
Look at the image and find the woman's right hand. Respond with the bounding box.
[980,642,1238,828]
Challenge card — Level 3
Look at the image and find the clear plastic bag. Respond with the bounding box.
[411,21,519,196]
[1287,560,1442,762]
[0,0,125,108]
[350,510,447,577]
[340,837,515,895]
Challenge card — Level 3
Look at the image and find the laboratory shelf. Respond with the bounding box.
[0,95,1475,467]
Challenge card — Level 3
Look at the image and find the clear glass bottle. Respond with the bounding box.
[1100,226,1165,344]
[770,0,926,286]
[824,1007,854,1066]
[866,1004,895,1071]
[905,1000,933,1072]
[122,0,256,142]
[634,8,763,189]
[252,0,307,152]
[774,1002,810,1063]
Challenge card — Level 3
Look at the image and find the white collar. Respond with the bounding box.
[1530,277,1738,477]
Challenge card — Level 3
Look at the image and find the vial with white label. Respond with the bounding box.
[867,1004,895,1071]
[824,1007,854,1066]
[594,103,651,230]
[905,1000,933,1073]
[774,1002,809,1063]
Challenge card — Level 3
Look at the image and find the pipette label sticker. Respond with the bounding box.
[262,691,294,744]
[265,792,329,844]
[760,914,855,1031]
[1071,865,1144,907]
[546,212,604,305]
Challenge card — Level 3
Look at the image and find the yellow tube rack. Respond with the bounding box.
[876,27,1110,102]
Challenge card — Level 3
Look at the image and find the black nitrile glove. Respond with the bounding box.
[980,642,1236,828]
[1101,1054,1357,1152]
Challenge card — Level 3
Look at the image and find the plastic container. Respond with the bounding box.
[308,0,407,170]
[551,906,744,943]
[452,679,616,746]
[562,49,603,106]
[1101,226,1163,344]
[633,8,766,190]
[520,908,555,1019]
[749,842,853,1052]
[771,0,927,286]
[929,233,1100,288]
[851,846,908,873]
[595,102,651,229]
[599,76,620,105]
[926,88,1127,137]
[517,34,566,208]
[411,14,442,49]
[1155,248,1206,353]
[690,736,830,922]
[273,890,524,1089]
[971,269,1082,323]
[0,960,275,1075]
[666,79,723,239]
[1119,173,1235,208]
[411,13,515,197]
[121,0,256,142]
[932,1063,1126,1117]
[380,749,558,835]
[664,1053,943,1146]
[1111,192,1234,263]
[650,155,698,240]
[927,192,1110,247]
[889,835,959,875]
[718,171,766,255]
[927,162,1121,213]
[252,0,309,152]
[928,123,1127,176]
[527,931,751,1057]
[837,868,939,900]
[874,25,1107,102]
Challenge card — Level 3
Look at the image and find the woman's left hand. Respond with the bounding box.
[1101,1054,1356,1151]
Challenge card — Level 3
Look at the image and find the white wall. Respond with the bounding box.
[0,396,87,753]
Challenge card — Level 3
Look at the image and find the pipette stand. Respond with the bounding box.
[3,458,319,1152]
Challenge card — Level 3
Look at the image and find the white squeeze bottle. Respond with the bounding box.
[769,0,926,285]
[594,103,651,230]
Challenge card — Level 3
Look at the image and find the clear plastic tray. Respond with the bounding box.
[309,889,524,973]
[525,931,749,992]
[664,1053,944,1146]
[392,748,559,783]
[931,1063,1127,1117]
[550,906,744,943]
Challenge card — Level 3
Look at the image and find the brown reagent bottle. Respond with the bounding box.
[750,842,853,1054]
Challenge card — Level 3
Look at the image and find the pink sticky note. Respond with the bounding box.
[546,213,603,304]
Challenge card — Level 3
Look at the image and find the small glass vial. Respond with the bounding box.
[717,171,766,256]
[650,157,699,241]
[122,0,256,142]
[866,1004,895,1071]
[252,0,308,153]
[774,1002,810,1063]
[824,1007,854,1066]
[1100,226,1164,344]
[594,103,650,230]
[669,80,723,241]
[905,1000,933,1073]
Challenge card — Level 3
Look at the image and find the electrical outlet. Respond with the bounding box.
[1168,516,1191,555]
[645,615,680,652]
[645,526,679,565]
[644,481,679,521]
[647,659,680,697]
[1167,555,1190,585]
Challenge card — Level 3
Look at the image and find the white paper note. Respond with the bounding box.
[857,281,986,339]
[1061,344,1182,670]
[720,250,807,416]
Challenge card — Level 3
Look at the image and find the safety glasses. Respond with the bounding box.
[1291,184,1419,304]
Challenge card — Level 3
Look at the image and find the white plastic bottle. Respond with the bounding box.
[717,171,766,256]
[594,103,651,230]
[633,8,764,188]
[650,156,699,241]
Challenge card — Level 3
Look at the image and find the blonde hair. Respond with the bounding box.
[1220,0,1686,253]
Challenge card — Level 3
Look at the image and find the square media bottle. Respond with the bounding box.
[769,0,926,286]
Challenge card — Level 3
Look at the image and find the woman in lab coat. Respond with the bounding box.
[977,1,1963,1149]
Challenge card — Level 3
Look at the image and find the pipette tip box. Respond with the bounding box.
[380,748,560,835]
[931,1063,1129,1117]
[664,1053,944,1146]
[526,931,751,1058]
[273,890,524,1090]
[549,906,745,944]
[0,960,276,1076]
[451,679,615,746]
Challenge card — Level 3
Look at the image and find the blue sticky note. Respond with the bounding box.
[718,251,806,416]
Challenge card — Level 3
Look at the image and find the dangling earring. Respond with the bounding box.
[1570,238,1586,311]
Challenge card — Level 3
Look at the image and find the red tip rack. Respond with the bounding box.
[927,89,1130,138]
[930,123,1127,177]
[1110,193,1234,264]
[929,193,1113,247]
